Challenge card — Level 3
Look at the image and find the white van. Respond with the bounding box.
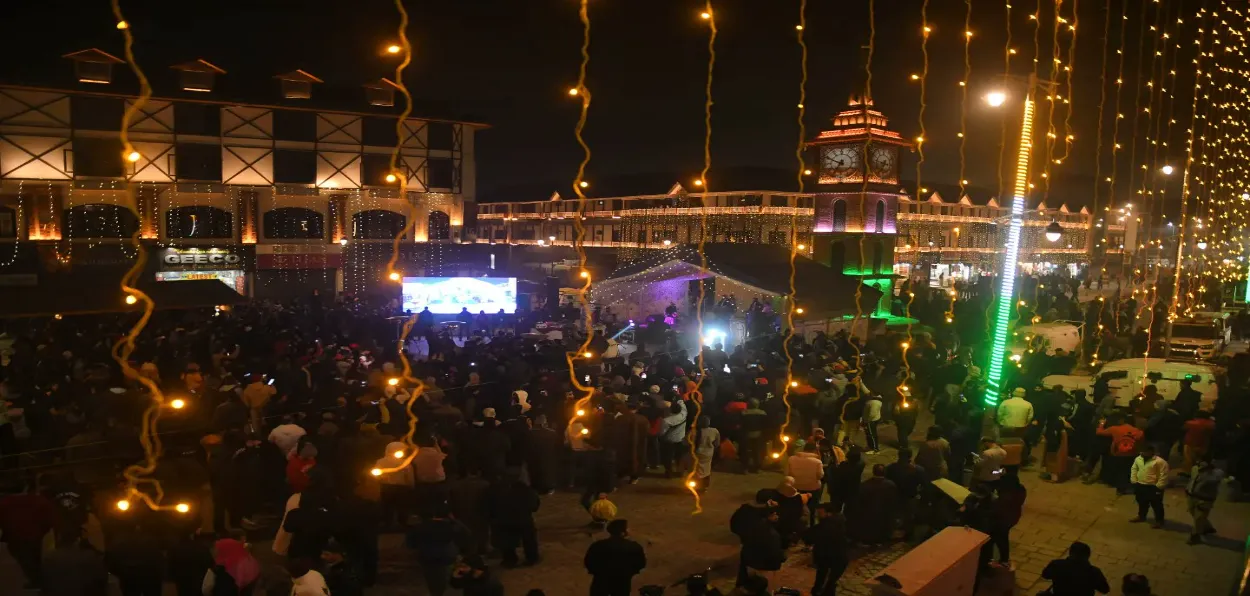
[1009,322,1082,359]
[1041,357,1219,409]
[1164,314,1230,361]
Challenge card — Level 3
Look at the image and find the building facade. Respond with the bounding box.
[0,50,482,299]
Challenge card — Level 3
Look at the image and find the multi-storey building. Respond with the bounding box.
[0,49,482,307]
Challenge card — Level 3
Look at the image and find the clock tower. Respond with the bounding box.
[806,94,912,320]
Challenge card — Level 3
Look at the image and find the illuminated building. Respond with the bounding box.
[0,49,481,301]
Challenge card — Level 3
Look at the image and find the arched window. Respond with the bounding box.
[352,209,407,240]
[64,204,138,238]
[874,200,886,233]
[427,210,451,240]
[832,200,847,231]
[166,205,233,239]
[262,207,324,239]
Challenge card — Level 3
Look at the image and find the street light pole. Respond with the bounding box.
[983,75,1040,407]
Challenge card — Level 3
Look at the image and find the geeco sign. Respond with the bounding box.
[162,249,242,266]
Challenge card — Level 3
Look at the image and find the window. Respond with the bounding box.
[427,122,454,150]
[72,137,125,177]
[0,206,15,238]
[875,200,886,233]
[427,211,451,240]
[175,143,222,181]
[352,209,406,239]
[360,153,394,186]
[768,230,787,244]
[273,110,315,142]
[166,205,233,238]
[71,96,124,131]
[64,204,138,238]
[832,200,847,231]
[737,194,763,207]
[362,116,398,147]
[427,158,454,189]
[273,150,316,184]
[263,207,323,239]
[493,229,506,240]
[611,227,622,242]
[174,103,220,136]
[769,195,789,207]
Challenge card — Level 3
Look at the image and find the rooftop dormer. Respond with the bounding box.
[62,48,125,84]
[364,78,402,107]
[275,69,323,100]
[171,59,226,92]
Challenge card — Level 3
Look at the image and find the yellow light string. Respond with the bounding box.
[1138,0,1173,361]
[776,0,806,468]
[1097,0,1130,364]
[1057,0,1079,164]
[949,0,971,326]
[1168,9,1210,325]
[990,0,1011,340]
[108,0,175,513]
[564,0,597,483]
[1040,0,1064,199]
[685,1,716,513]
[377,0,425,475]
[852,0,876,410]
[909,0,930,401]
[1146,2,1184,322]
[1125,0,1156,341]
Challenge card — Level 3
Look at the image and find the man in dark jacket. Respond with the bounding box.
[804,504,849,596]
[884,449,926,541]
[486,471,541,567]
[730,489,777,586]
[1040,541,1110,595]
[407,505,473,596]
[739,506,784,584]
[583,519,647,596]
[1186,457,1224,545]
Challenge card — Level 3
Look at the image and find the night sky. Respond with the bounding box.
[2,0,1192,211]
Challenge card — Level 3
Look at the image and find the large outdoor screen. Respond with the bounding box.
[401,277,518,314]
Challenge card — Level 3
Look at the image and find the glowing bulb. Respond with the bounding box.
[790,381,799,387]
[795,307,805,314]
[1161,165,1175,175]
[387,377,400,386]
[116,499,130,511]
[170,399,186,410]
[771,452,781,459]
[803,169,812,175]
[782,435,791,442]
[126,151,141,163]
[386,44,401,54]
[911,74,920,80]
[796,243,806,250]
[583,351,593,358]
[54,314,62,320]
[579,180,589,188]
[580,428,589,435]
[662,239,672,246]
[688,480,698,488]
[389,272,401,281]
[577,409,586,417]
[795,25,803,31]
[339,238,348,246]
[116,21,129,30]
[568,87,580,96]
[175,503,190,514]
[125,294,138,305]
[580,271,590,279]
[700,11,711,20]
[393,450,405,459]
[693,179,704,187]
[985,91,1007,107]
[385,173,397,183]
[1197,241,1208,250]
[901,341,910,349]
[371,468,383,477]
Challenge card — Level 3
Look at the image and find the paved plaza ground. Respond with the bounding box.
[3,421,1248,595]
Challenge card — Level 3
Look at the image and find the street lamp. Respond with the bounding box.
[981,75,1047,407]
[1045,220,1063,243]
[1196,240,1208,250]
[1160,164,1174,176]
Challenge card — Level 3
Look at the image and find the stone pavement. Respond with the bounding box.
[2,421,1248,595]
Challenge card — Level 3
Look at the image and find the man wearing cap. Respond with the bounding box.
[996,388,1034,440]
[583,519,647,596]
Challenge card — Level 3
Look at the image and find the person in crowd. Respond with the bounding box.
[740,399,769,473]
[487,469,542,567]
[1182,411,1216,472]
[730,489,778,587]
[1040,541,1110,595]
[40,530,109,596]
[827,446,864,513]
[449,558,505,596]
[1121,573,1155,596]
[738,501,785,586]
[1096,414,1143,494]
[785,442,825,525]
[989,469,1027,566]
[915,426,950,482]
[862,393,883,453]
[320,539,363,596]
[408,503,473,596]
[288,558,330,596]
[201,537,260,596]
[847,464,897,546]
[972,437,1006,488]
[996,388,1034,438]
[1185,456,1223,545]
[1129,444,1169,528]
[657,399,688,478]
[167,529,213,596]
[692,415,720,490]
[583,519,647,596]
[803,503,849,596]
[885,449,925,541]
[0,478,56,589]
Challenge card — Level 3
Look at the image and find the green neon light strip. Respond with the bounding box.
[984,97,1036,407]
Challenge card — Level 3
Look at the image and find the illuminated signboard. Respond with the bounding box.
[155,269,246,294]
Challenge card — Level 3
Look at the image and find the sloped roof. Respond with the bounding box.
[479,166,807,203]
[0,274,243,318]
[598,243,883,317]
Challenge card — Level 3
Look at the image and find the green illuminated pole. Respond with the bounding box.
[983,84,1038,407]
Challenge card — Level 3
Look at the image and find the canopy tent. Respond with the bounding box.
[0,273,244,318]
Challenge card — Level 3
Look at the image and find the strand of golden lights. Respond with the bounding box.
[1038,0,1065,198]
[562,0,599,496]
[1124,0,1157,339]
[1168,7,1214,326]
[1141,0,1176,337]
[1057,0,1079,164]
[109,0,189,515]
[1090,0,1126,366]
[684,1,718,514]
[957,0,972,225]
[1202,7,1250,290]
[776,0,808,488]
[375,0,426,476]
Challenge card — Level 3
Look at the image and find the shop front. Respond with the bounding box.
[254,243,343,300]
[155,246,254,295]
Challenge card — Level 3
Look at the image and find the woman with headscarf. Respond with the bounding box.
[201,539,260,595]
[693,415,720,490]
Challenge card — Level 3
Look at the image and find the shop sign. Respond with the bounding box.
[161,247,243,266]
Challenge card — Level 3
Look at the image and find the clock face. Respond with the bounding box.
[819,146,863,183]
[869,147,898,183]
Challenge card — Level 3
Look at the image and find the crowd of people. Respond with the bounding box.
[0,272,1246,595]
